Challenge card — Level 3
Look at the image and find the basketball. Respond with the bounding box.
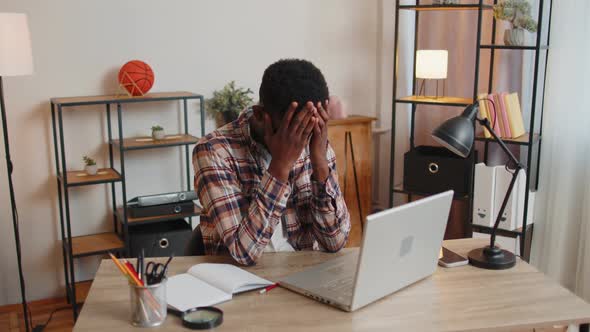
[118,60,154,96]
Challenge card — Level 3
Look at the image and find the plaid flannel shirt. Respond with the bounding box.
[193,108,350,265]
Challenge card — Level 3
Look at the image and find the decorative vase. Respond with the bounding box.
[85,164,98,175]
[152,129,165,140]
[504,28,525,46]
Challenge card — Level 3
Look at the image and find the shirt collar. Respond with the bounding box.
[238,107,268,157]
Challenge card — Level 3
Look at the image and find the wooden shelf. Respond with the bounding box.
[396,96,473,107]
[475,132,541,146]
[74,280,93,304]
[393,185,469,200]
[399,4,492,11]
[111,134,199,151]
[116,203,202,225]
[51,91,202,107]
[480,44,548,50]
[66,233,124,258]
[60,168,122,187]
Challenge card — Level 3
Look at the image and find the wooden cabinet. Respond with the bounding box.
[328,116,376,247]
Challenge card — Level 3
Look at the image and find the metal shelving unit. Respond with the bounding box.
[389,0,552,259]
[50,91,205,320]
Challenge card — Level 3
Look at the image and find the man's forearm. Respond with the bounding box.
[308,168,351,252]
[311,153,329,183]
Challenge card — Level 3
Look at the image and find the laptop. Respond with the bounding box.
[279,190,453,312]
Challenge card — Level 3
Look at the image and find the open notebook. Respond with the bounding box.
[166,263,273,312]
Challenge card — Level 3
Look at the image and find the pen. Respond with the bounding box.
[259,283,279,294]
[122,259,144,286]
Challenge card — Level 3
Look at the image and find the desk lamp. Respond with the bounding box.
[0,12,34,331]
[432,102,522,270]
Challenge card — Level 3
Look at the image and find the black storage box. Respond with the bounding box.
[129,219,192,257]
[403,145,476,196]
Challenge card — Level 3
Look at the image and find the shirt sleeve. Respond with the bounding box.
[293,144,351,252]
[194,141,290,265]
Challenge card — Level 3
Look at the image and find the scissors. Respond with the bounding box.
[145,255,174,285]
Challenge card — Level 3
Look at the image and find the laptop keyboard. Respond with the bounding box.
[322,275,354,296]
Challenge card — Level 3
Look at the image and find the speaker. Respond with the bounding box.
[129,191,198,207]
[127,201,195,218]
[129,219,192,257]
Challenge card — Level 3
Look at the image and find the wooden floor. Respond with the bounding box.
[0,298,75,332]
[0,297,570,332]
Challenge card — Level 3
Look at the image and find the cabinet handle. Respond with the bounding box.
[428,162,439,174]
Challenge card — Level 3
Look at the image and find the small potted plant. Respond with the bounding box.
[83,156,98,175]
[493,0,538,46]
[151,125,165,140]
[206,81,254,128]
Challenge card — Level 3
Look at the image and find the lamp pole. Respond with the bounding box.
[0,75,30,332]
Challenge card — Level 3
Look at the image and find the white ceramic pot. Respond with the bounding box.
[504,28,525,46]
[85,164,98,175]
[152,129,165,140]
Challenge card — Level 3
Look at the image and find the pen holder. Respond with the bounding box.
[129,278,167,327]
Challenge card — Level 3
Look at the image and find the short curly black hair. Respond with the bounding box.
[259,59,329,116]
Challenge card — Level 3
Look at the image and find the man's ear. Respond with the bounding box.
[252,105,264,122]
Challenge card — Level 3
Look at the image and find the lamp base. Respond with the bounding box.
[468,246,516,270]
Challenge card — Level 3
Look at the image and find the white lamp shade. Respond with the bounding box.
[416,50,447,79]
[0,13,34,76]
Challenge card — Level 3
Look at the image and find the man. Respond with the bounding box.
[193,59,350,265]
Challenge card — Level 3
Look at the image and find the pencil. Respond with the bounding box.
[109,253,162,318]
[122,260,144,286]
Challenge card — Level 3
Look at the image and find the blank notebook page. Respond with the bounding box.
[166,274,231,312]
[188,263,273,294]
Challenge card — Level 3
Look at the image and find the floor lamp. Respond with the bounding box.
[0,13,34,332]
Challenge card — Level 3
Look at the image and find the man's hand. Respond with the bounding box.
[310,100,330,182]
[265,102,317,183]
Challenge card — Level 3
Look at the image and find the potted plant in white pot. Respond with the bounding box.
[83,156,98,175]
[151,125,165,140]
[493,0,538,46]
[206,81,254,128]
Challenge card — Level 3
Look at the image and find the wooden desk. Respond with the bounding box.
[75,239,590,331]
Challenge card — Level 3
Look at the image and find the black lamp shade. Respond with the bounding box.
[432,103,479,158]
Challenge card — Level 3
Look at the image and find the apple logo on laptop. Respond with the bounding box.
[400,236,414,257]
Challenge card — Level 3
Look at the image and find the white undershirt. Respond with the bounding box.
[256,142,295,253]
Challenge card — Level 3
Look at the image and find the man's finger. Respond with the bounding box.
[263,112,274,139]
[317,101,330,122]
[281,102,298,131]
[302,115,316,139]
[293,107,314,135]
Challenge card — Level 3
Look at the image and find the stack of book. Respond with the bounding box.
[477,92,526,139]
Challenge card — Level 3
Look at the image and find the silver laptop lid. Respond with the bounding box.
[350,191,453,311]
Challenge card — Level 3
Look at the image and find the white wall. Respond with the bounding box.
[0,0,380,305]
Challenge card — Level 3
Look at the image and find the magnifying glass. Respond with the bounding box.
[170,307,223,330]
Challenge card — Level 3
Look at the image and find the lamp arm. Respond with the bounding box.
[477,117,525,249]
[476,118,524,169]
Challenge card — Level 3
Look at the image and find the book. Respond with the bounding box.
[167,263,273,312]
[497,92,512,138]
[473,163,496,227]
[505,92,526,138]
[491,93,507,137]
[477,93,492,138]
[485,94,502,136]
